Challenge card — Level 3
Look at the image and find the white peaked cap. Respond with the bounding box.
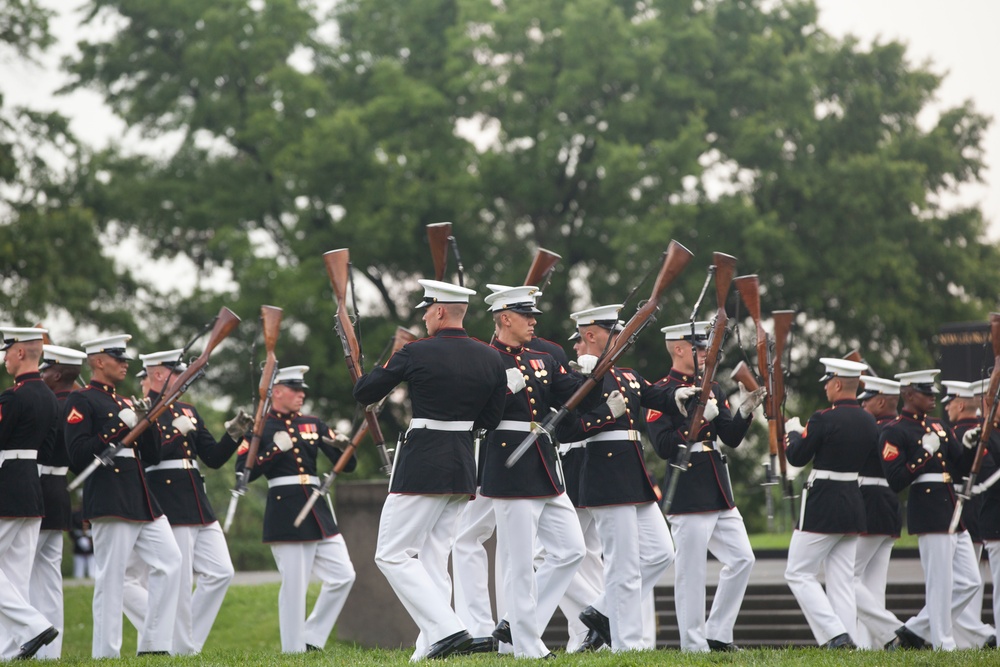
[859,375,900,396]
[894,369,940,394]
[571,305,624,331]
[139,349,186,371]
[818,358,868,382]
[274,365,310,388]
[941,380,976,399]
[484,285,542,314]
[415,279,477,308]
[661,321,712,342]
[968,378,991,396]
[81,334,133,360]
[0,327,47,350]
[40,344,86,367]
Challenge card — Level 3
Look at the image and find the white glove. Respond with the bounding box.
[963,427,982,450]
[322,432,351,447]
[225,409,254,439]
[738,387,767,418]
[273,431,293,452]
[673,386,697,417]
[785,417,804,435]
[505,367,526,394]
[702,399,719,423]
[576,354,598,375]
[130,396,152,418]
[922,431,941,456]
[606,390,627,419]
[172,415,196,436]
[118,408,137,429]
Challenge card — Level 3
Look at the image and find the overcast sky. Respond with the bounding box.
[4,0,998,235]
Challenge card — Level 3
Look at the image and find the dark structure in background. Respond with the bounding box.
[938,322,993,382]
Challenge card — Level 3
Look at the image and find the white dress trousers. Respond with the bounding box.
[668,508,755,652]
[29,529,64,658]
[590,501,674,651]
[375,493,469,661]
[985,540,1000,647]
[905,532,983,650]
[90,516,181,657]
[0,518,49,660]
[451,490,503,636]
[172,522,236,654]
[785,530,857,645]
[493,493,584,657]
[952,539,993,648]
[270,533,356,653]
[558,507,604,651]
[853,533,900,648]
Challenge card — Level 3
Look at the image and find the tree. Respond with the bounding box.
[59,0,998,530]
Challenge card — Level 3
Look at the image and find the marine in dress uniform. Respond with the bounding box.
[64,334,181,658]
[646,321,764,653]
[853,375,905,648]
[125,349,249,654]
[938,380,994,648]
[238,365,357,653]
[354,280,507,661]
[783,358,873,649]
[880,369,982,650]
[480,286,601,658]
[31,344,87,659]
[978,379,1000,648]
[0,328,60,660]
[568,304,675,653]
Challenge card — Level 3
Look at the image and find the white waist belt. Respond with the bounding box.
[913,473,947,484]
[687,441,715,454]
[0,449,38,465]
[557,441,587,455]
[587,430,640,443]
[974,468,1000,495]
[409,418,474,432]
[808,469,858,482]
[268,474,320,488]
[858,476,889,487]
[146,459,200,472]
[496,420,533,432]
[38,465,69,476]
[114,448,135,459]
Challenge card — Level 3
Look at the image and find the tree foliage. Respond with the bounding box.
[46,0,999,503]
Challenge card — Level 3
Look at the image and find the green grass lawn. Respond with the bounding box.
[59,584,993,665]
[747,532,920,550]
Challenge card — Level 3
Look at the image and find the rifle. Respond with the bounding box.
[950,313,1000,533]
[427,222,455,282]
[505,240,694,468]
[524,248,562,290]
[662,253,737,513]
[294,325,417,528]
[69,307,241,492]
[324,249,392,473]
[771,310,797,518]
[730,360,775,529]
[223,305,282,533]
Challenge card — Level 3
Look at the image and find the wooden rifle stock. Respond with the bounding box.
[662,253,736,512]
[524,248,562,287]
[427,223,452,281]
[324,249,391,474]
[771,310,795,500]
[70,307,241,492]
[505,240,694,468]
[730,361,760,393]
[950,312,1000,532]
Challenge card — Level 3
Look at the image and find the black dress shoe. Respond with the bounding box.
[15,627,58,660]
[492,619,512,645]
[427,630,474,659]
[460,636,499,654]
[136,650,170,656]
[707,639,741,652]
[579,606,611,647]
[541,652,557,659]
[893,625,928,650]
[306,644,323,652]
[984,635,997,649]
[822,633,857,649]
[574,628,606,652]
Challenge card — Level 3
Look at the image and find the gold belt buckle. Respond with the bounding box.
[942,472,952,484]
[299,473,311,485]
